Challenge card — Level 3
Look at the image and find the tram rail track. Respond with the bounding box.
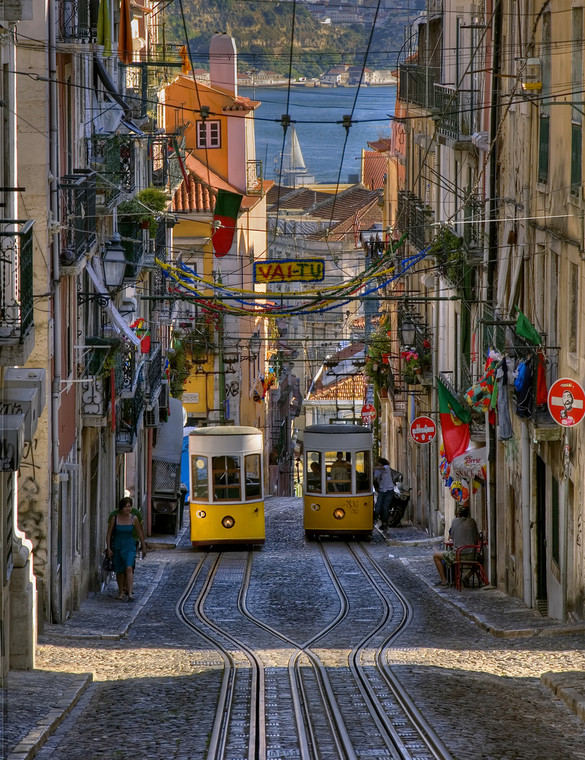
[176,543,454,760]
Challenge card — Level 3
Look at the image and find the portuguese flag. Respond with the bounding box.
[438,377,471,463]
[212,189,242,257]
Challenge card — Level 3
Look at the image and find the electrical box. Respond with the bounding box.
[522,58,542,91]
[4,368,47,417]
[0,414,25,471]
[0,387,39,440]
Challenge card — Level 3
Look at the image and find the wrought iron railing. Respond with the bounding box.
[111,338,138,398]
[87,135,136,207]
[434,84,460,140]
[247,160,264,195]
[397,191,434,251]
[118,220,147,278]
[57,0,98,43]
[398,64,437,109]
[116,384,144,453]
[60,171,97,266]
[0,220,34,344]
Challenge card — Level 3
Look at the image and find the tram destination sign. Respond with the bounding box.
[253,259,325,284]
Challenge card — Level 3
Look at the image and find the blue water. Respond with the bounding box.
[242,85,396,184]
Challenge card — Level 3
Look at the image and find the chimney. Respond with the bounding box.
[209,33,238,97]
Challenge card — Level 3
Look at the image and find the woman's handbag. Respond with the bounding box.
[102,549,114,573]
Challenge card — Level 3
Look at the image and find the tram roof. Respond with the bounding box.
[188,425,262,436]
[304,424,371,435]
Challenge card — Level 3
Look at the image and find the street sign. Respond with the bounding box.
[361,403,376,425]
[410,415,437,444]
[548,377,585,427]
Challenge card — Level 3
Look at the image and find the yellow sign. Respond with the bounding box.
[254,259,325,284]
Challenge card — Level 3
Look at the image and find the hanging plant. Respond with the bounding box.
[117,187,169,236]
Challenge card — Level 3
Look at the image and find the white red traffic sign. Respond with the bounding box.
[548,378,585,427]
[361,403,377,425]
[410,415,437,444]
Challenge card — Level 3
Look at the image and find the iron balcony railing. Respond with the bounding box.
[57,0,98,43]
[397,191,434,251]
[118,220,148,278]
[116,385,144,453]
[0,220,34,344]
[87,135,136,207]
[60,171,97,266]
[247,160,264,195]
[151,135,186,196]
[80,337,119,422]
[398,64,437,109]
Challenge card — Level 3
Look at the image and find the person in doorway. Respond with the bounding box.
[373,457,396,530]
[330,452,351,492]
[106,497,147,601]
[433,504,479,587]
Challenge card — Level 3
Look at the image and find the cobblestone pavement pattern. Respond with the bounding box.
[2,497,585,759]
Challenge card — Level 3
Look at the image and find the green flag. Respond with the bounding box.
[515,307,542,345]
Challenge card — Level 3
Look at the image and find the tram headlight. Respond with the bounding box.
[222,515,235,529]
[333,508,345,520]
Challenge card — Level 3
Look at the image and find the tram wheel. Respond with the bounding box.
[305,530,318,541]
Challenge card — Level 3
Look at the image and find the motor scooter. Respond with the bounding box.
[387,474,411,527]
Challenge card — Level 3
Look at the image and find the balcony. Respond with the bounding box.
[150,135,186,197]
[116,386,145,453]
[0,220,34,366]
[247,160,264,195]
[397,191,434,251]
[434,84,479,144]
[57,0,98,43]
[60,171,97,270]
[118,220,149,278]
[398,64,437,109]
[80,336,120,424]
[87,135,136,208]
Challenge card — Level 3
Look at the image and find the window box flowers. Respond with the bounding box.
[401,349,421,384]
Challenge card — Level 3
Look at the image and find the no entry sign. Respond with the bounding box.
[361,404,377,425]
[410,415,436,444]
[548,378,585,427]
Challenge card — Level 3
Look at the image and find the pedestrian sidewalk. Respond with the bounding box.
[381,523,585,726]
[2,541,172,760]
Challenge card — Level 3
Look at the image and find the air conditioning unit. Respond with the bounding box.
[144,405,160,428]
[4,368,46,417]
[158,380,169,412]
[0,387,39,440]
[0,414,25,471]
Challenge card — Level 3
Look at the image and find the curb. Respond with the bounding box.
[7,674,92,760]
[541,672,585,722]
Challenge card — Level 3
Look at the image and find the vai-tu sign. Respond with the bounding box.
[254,259,325,284]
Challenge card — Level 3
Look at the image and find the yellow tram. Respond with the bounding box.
[303,424,374,539]
[188,426,265,547]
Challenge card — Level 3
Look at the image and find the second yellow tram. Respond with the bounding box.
[188,426,265,547]
[303,424,374,539]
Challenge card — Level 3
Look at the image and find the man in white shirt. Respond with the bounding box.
[373,457,396,530]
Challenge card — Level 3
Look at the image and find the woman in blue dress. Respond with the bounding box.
[106,497,147,601]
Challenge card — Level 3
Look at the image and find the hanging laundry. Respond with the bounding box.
[465,352,500,412]
[496,357,513,440]
[514,357,533,418]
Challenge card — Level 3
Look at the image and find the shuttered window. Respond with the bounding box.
[537,115,549,183]
[571,122,582,196]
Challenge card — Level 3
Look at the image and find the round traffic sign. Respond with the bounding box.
[547,378,585,427]
[361,403,376,425]
[410,415,436,444]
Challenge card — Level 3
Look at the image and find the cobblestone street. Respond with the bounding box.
[4,496,585,759]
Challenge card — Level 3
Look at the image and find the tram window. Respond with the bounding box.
[212,455,241,501]
[244,453,262,500]
[355,450,371,493]
[306,452,322,493]
[191,456,209,500]
[326,450,352,493]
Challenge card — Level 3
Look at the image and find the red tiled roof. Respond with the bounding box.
[367,138,392,152]
[361,150,386,190]
[267,185,332,212]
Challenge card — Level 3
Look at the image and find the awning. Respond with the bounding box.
[85,262,141,348]
[153,397,184,464]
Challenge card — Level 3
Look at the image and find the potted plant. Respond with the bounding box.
[401,349,421,383]
[117,187,169,237]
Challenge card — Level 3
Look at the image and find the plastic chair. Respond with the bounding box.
[454,533,489,591]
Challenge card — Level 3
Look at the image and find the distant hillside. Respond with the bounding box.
[161,0,424,79]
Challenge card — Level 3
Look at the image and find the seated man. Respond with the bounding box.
[433,504,479,586]
[329,452,351,492]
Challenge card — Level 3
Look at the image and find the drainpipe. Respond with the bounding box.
[48,2,63,623]
[521,423,532,606]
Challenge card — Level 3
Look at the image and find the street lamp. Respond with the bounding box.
[399,319,417,347]
[248,331,261,360]
[102,235,127,292]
